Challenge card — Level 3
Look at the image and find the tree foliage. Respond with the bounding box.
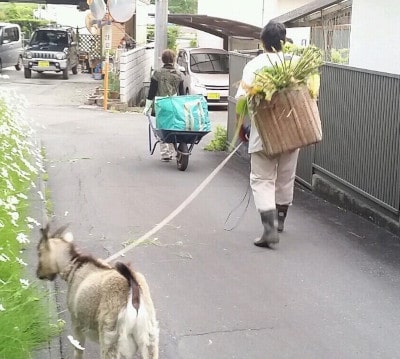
[147,24,180,50]
[167,25,179,50]
[149,0,198,14]
[0,3,51,37]
[0,3,37,20]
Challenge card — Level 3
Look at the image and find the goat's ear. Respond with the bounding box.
[63,232,74,243]
[52,224,70,238]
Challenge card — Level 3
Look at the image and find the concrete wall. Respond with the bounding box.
[349,0,400,74]
[119,46,154,105]
[229,37,262,52]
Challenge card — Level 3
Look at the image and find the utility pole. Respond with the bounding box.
[154,0,168,70]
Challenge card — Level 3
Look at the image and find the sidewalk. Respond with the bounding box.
[31,106,400,359]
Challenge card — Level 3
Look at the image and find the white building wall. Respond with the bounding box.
[136,0,150,46]
[46,5,88,32]
[275,0,311,45]
[349,0,400,74]
[197,0,310,48]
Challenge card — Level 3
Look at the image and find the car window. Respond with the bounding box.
[30,31,49,44]
[2,26,18,43]
[177,52,188,71]
[190,53,229,74]
[177,54,183,66]
[31,30,68,46]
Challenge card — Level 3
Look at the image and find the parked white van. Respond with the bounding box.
[0,23,23,72]
[177,48,229,108]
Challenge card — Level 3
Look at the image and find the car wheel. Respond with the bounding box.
[24,67,32,78]
[62,68,69,80]
[15,56,23,71]
[72,64,78,75]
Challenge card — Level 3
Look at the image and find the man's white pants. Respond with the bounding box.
[160,142,174,159]
[250,149,300,212]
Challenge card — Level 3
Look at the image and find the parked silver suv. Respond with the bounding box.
[23,26,79,79]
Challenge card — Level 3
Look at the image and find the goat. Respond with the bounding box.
[36,225,159,359]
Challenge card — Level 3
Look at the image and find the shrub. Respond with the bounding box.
[204,125,228,151]
[330,48,349,64]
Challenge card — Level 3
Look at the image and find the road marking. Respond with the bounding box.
[105,142,243,263]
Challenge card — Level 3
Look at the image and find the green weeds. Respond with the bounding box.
[203,125,228,151]
[0,90,60,358]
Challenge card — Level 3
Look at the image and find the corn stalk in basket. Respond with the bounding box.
[232,45,323,149]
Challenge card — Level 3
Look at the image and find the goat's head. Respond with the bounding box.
[36,224,75,281]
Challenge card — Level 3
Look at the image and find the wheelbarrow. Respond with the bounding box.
[146,114,209,171]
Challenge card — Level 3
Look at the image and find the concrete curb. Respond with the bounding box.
[31,138,63,359]
[313,174,400,237]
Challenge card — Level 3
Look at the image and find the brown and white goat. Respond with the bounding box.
[36,225,159,359]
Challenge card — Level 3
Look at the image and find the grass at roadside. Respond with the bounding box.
[0,90,61,358]
[203,125,228,151]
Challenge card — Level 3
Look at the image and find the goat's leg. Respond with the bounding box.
[100,346,120,359]
[137,333,159,359]
[148,332,159,359]
[71,325,86,359]
[138,341,159,359]
[134,317,159,359]
[147,320,159,359]
[99,325,120,359]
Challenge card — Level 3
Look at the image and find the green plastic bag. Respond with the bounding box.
[155,95,211,132]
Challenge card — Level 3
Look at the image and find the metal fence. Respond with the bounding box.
[227,52,400,232]
[316,64,400,214]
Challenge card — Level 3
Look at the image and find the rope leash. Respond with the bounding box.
[106,141,244,263]
[223,144,252,231]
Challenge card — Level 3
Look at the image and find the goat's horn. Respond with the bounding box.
[40,224,50,239]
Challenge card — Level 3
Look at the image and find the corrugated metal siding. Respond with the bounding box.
[229,52,253,97]
[227,52,254,151]
[296,145,315,188]
[316,64,400,211]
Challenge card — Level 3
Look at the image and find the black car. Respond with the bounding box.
[23,26,79,79]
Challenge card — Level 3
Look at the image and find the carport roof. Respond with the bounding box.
[167,14,262,40]
[271,0,352,27]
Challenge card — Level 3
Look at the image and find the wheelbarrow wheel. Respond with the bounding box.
[177,143,189,171]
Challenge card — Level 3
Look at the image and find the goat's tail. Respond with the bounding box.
[115,262,140,313]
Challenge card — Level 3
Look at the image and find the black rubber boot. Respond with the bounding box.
[276,204,289,233]
[254,210,279,247]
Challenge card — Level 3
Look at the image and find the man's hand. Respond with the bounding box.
[239,124,251,142]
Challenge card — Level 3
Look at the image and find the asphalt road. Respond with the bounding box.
[3,67,400,359]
